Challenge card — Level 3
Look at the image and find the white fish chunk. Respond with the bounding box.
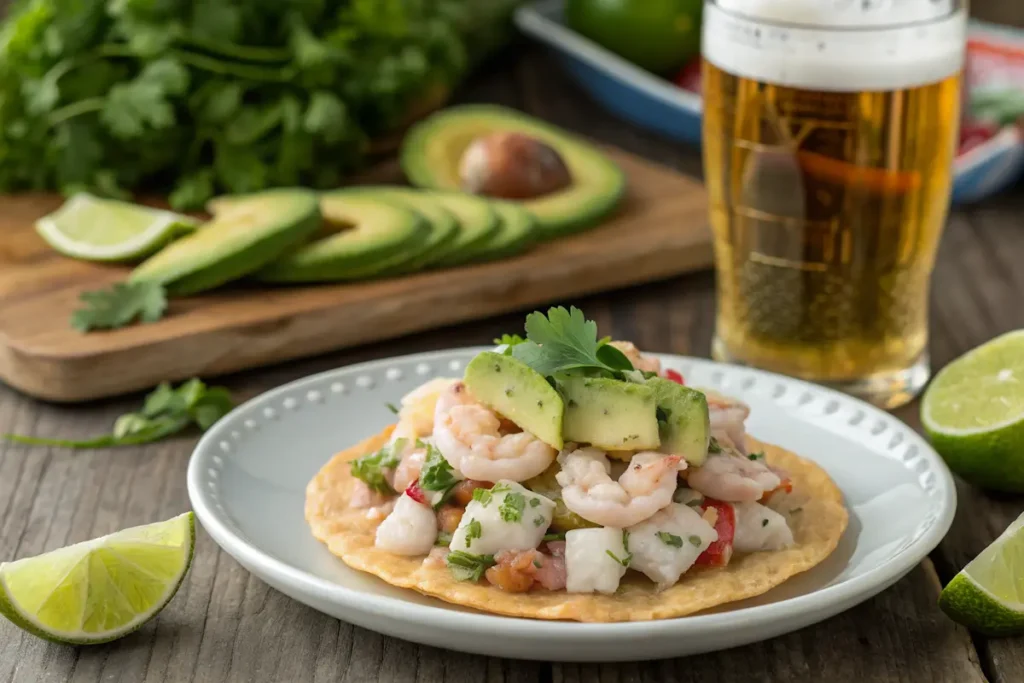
[565,528,630,594]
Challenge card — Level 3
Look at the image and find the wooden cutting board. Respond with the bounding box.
[0,147,712,403]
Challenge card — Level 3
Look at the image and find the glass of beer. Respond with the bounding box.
[701,0,967,409]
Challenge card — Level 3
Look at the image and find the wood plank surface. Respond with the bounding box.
[0,148,711,404]
[2,1,1024,680]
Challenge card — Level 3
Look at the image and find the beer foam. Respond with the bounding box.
[703,2,967,92]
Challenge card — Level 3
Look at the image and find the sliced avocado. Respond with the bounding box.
[470,201,538,262]
[401,104,626,237]
[558,376,660,451]
[427,191,500,267]
[524,462,599,532]
[647,378,711,466]
[358,187,460,272]
[464,351,564,450]
[255,190,427,283]
[131,188,321,296]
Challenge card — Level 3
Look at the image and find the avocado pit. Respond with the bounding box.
[459,131,572,199]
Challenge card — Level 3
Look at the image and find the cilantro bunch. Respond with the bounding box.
[0,0,524,209]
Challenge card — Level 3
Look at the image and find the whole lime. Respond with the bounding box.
[566,0,703,74]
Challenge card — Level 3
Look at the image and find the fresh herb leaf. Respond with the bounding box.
[533,515,545,527]
[472,487,493,507]
[464,518,482,548]
[606,530,633,567]
[762,518,770,527]
[708,437,722,454]
[446,551,495,582]
[436,530,453,546]
[688,535,703,547]
[385,402,399,415]
[510,307,635,378]
[418,444,457,493]
[4,378,232,449]
[533,557,542,569]
[494,333,525,348]
[748,451,765,461]
[350,439,404,494]
[529,497,541,508]
[498,492,526,523]
[543,532,566,542]
[70,281,168,332]
[657,531,683,548]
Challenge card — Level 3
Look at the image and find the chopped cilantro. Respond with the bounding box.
[350,439,404,493]
[543,532,566,542]
[656,531,683,548]
[529,498,541,508]
[533,558,542,569]
[491,483,512,494]
[607,530,633,567]
[465,518,482,548]
[533,515,546,527]
[385,402,399,415]
[436,530,453,546]
[708,437,722,454]
[761,518,769,527]
[446,551,495,582]
[499,492,526,523]
[748,451,765,461]
[472,487,493,507]
[418,444,457,493]
[688,535,702,547]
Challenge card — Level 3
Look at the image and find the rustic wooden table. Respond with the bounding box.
[2,6,1023,683]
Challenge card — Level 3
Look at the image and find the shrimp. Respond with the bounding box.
[610,341,662,375]
[392,444,427,493]
[556,447,685,528]
[686,450,781,503]
[705,390,751,453]
[433,381,556,482]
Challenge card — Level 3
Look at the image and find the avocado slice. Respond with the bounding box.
[524,462,599,533]
[646,378,711,466]
[558,376,660,451]
[427,191,500,267]
[401,104,626,237]
[470,201,538,263]
[255,190,427,283]
[131,188,321,296]
[357,187,460,273]
[463,351,564,450]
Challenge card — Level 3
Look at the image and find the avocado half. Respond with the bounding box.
[401,105,626,236]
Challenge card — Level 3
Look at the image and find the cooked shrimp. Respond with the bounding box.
[610,341,662,374]
[433,381,556,482]
[556,448,685,528]
[686,450,781,503]
[705,390,751,453]
[392,444,427,493]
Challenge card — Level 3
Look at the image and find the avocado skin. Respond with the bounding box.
[464,351,564,450]
[647,378,710,466]
[558,376,661,451]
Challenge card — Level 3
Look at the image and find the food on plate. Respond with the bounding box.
[306,307,848,622]
[565,0,703,74]
[131,188,322,296]
[401,105,626,236]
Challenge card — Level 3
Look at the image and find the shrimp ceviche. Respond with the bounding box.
[306,308,848,622]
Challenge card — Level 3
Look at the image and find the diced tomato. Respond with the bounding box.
[404,481,428,505]
[664,369,685,385]
[696,498,735,567]
[672,58,702,94]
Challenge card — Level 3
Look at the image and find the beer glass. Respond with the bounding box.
[701,0,967,408]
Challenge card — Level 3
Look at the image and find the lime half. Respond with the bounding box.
[0,512,195,645]
[940,512,1024,635]
[921,330,1024,492]
[36,193,198,263]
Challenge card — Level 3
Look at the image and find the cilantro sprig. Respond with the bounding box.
[71,281,168,332]
[350,439,405,494]
[507,307,634,379]
[4,378,233,449]
[446,551,496,582]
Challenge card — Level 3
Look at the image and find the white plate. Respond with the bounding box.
[187,349,956,662]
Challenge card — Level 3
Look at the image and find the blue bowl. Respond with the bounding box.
[516,1,1024,204]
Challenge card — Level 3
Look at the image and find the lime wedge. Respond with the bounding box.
[0,512,195,645]
[921,330,1024,492]
[36,193,198,263]
[940,512,1024,635]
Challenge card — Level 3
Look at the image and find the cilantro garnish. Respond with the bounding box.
[688,535,703,547]
[4,378,233,449]
[499,492,526,523]
[656,531,683,548]
[761,518,770,527]
[472,487,493,507]
[71,281,168,332]
[543,532,566,542]
[446,551,496,582]
[436,531,453,546]
[748,451,765,461]
[350,439,404,494]
[385,402,399,415]
[533,515,546,527]
[606,530,633,567]
[464,518,482,548]
[493,334,526,355]
[510,307,635,378]
[533,557,542,569]
[418,444,457,494]
[708,437,723,454]
[529,497,541,508]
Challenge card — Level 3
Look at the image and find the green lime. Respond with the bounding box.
[35,193,198,263]
[0,512,195,645]
[566,0,703,74]
[921,330,1024,492]
[939,512,1024,635]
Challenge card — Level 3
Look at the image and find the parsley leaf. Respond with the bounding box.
[4,378,233,449]
[70,281,168,332]
[418,444,457,493]
[464,518,482,548]
[657,531,683,548]
[472,487,493,507]
[606,530,633,567]
[498,492,526,523]
[510,307,635,377]
[446,551,495,582]
[350,439,404,494]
